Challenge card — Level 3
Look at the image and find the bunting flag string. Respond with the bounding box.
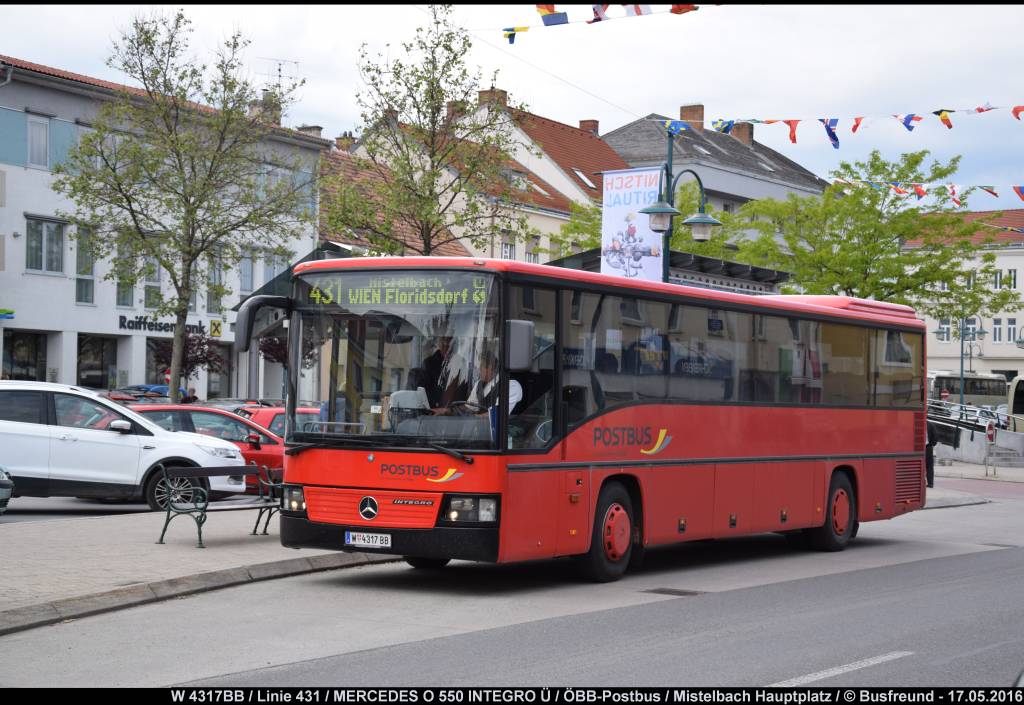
[649,101,1024,149]
[979,222,1024,235]
[830,178,1024,205]
[491,4,704,39]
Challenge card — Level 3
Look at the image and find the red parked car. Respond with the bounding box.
[233,405,322,437]
[131,404,283,494]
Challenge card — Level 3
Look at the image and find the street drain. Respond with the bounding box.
[642,588,705,597]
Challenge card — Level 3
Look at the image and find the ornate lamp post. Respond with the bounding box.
[639,128,722,283]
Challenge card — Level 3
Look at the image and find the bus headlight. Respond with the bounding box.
[282,486,306,513]
[444,496,498,524]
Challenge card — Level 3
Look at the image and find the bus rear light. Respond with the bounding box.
[282,486,306,513]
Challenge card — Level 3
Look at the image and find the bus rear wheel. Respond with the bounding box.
[808,472,856,552]
[580,482,634,583]
[403,557,450,570]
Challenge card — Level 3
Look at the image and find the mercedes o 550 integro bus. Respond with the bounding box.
[236,257,927,582]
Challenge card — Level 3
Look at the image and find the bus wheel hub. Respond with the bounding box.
[603,503,631,561]
[832,489,850,535]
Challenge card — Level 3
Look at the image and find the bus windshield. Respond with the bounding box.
[291,270,500,450]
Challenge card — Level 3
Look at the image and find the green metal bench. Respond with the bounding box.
[155,462,282,548]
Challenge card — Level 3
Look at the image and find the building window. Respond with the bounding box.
[2,330,47,381]
[965,317,978,340]
[144,256,161,309]
[207,249,223,314]
[116,282,133,307]
[75,231,95,304]
[27,116,49,169]
[263,252,289,285]
[993,319,1003,343]
[722,202,734,214]
[1008,318,1018,345]
[937,318,951,342]
[500,242,515,260]
[26,218,64,273]
[994,271,1003,289]
[1007,269,1018,289]
[239,249,254,293]
[77,335,118,390]
[189,290,197,312]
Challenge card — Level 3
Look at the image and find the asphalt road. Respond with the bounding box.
[2,495,1022,687]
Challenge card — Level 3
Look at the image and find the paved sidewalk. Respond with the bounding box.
[0,471,1003,638]
[936,458,1024,483]
[0,508,397,636]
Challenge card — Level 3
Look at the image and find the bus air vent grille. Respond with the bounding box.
[895,459,923,503]
[914,413,925,452]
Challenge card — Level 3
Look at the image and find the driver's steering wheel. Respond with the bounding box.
[445,400,487,416]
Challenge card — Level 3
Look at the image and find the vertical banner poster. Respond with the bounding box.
[600,168,664,282]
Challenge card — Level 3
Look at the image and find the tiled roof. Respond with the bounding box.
[319,150,470,257]
[510,108,630,200]
[0,54,330,147]
[932,209,1024,247]
[602,114,829,194]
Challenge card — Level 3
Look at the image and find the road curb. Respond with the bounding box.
[0,552,400,638]
[922,496,991,510]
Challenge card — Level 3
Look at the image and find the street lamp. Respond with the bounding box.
[639,129,722,283]
[932,319,987,406]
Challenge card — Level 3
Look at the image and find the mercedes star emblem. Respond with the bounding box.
[359,496,379,521]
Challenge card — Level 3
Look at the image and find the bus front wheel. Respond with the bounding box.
[580,482,634,583]
[808,472,857,552]
[403,557,450,570]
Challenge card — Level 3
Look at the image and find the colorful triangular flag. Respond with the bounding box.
[671,4,699,14]
[711,119,735,134]
[894,114,923,131]
[980,186,999,198]
[889,182,909,195]
[819,118,840,149]
[588,4,611,22]
[1013,106,1024,121]
[1014,186,1024,201]
[661,120,692,135]
[947,184,962,207]
[536,4,569,25]
[503,26,529,44]
[852,117,865,133]
[913,184,928,200]
[932,109,955,129]
[623,4,653,16]
[974,102,996,113]
[782,120,800,143]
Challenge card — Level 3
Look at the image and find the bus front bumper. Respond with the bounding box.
[280,514,500,562]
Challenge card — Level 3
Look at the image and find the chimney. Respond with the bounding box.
[679,104,704,131]
[478,87,508,107]
[297,125,323,138]
[260,89,282,126]
[446,100,468,121]
[732,121,754,146]
[579,119,599,135]
[335,131,356,151]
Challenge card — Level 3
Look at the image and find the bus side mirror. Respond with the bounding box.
[507,320,534,371]
[235,295,290,352]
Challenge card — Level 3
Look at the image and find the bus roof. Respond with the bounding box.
[294,256,925,330]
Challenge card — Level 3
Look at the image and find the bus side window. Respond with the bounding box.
[509,286,556,449]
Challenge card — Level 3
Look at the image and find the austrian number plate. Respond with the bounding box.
[345,531,392,549]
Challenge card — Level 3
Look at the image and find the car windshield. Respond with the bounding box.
[292,271,499,450]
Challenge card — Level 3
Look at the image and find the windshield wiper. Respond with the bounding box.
[285,438,375,456]
[428,442,474,465]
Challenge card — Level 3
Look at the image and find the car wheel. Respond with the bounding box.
[144,468,199,511]
[807,472,856,552]
[579,481,634,583]
[403,557,451,570]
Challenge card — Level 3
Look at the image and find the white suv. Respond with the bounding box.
[0,381,246,510]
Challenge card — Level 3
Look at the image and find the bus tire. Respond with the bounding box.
[403,557,450,570]
[808,472,856,552]
[580,482,634,583]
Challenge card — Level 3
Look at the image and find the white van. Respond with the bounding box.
[0,381,245,510]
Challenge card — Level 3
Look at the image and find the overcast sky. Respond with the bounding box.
[5,4,1024,210]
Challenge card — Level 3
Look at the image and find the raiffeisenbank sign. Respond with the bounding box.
[117,315,213,336]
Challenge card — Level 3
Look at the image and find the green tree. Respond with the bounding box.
[737,150,1019,323]
[52,10,314,401]
[322,4,536,256]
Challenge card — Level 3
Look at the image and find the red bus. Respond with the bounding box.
[236,257,926,582]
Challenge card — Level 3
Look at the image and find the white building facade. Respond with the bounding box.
[0,56,330,399]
